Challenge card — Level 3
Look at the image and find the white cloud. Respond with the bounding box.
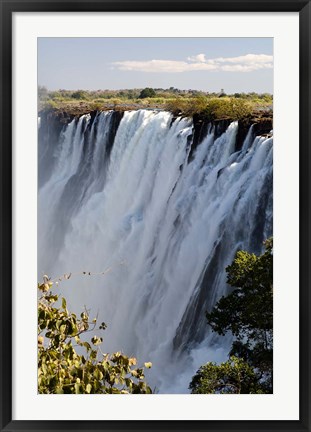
[112,53,273,73]
[112,59,217,73]
[187,53,206,63]
[220,63,273,72]
[214,54,273,65]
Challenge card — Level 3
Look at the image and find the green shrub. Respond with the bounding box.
[139,88,156,99]
[165,96,252,120]
[38,277,152,394]
[71,90,90,100]
[189,239,273,394]
[189,356,268,394]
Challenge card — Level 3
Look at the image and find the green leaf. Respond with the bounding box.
[91,336,103,346]
[56,387,64,394]
[83,342,91,352]
[60,324,66,335]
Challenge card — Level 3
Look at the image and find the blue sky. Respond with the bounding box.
[38,38,273,93]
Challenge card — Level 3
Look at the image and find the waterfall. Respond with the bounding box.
[38,109,273,393]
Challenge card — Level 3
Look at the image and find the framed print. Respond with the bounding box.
[1,0,310,431]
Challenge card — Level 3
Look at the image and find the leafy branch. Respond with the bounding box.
[38,276,152,394]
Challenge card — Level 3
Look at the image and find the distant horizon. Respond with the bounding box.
[38,38,273,94]
[39,85,273,95]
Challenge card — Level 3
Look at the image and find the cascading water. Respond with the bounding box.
[38,109,273,393]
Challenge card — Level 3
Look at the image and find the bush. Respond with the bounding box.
[139,88,156,99]
[189,356,268,394]
[165,97,253,120]
[189,239,273,394]
[71,90,90,100]
[38,277,152,394]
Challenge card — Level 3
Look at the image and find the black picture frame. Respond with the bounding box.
[1,0,310,431]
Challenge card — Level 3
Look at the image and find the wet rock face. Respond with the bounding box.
[235,115,273,152]
[38,111,75,186]
[253,118,273,136]
[192,114,210,146]
[189,115,232,161]
[106,110,124,155]
[191,115,231,145]
[39,109,76,128]
[189,112,273,161]
[214,119,232,139]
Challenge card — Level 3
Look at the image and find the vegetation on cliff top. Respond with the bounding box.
[38,86,272,121]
